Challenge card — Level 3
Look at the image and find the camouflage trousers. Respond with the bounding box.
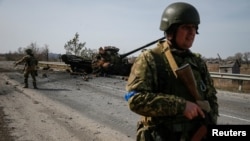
[24,70,36,82]
[23,70,37,88]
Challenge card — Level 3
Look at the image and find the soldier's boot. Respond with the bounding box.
[23,79,28,88]
[33,82,38,89]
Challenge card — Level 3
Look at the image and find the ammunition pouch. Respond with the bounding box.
[136,121,155,141]
[137,120,175,141]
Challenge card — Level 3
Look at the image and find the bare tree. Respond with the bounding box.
[27,42,39,53]
[235,52,243,59]
[4,42,53,61]
[226,56,235,60]
[17,47,24,54]
[43,44,49,61]
[80,47,96,60]
[243,52,250,66]
[64,32,86,56]
[234,52,243,64]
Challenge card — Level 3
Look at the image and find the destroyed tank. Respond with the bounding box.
[62,37,165,76]
[61,54,92,74]
[91,37,165,76]
[61,50,131,76]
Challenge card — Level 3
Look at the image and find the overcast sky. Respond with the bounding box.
[0,0,249,58]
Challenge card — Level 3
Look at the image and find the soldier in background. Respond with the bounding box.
[99,47,112,70]
[14,49,38,89]
[92,46,120,76]
[91,47,110,76]
[125,2,218,141]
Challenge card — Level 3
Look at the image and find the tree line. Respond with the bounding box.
[1,32,250,66]
[1,32,96,61]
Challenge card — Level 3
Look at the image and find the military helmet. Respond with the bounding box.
[25,49,33,54]
[160,2,200,31]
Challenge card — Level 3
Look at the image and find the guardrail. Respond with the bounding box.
[210,72,250,81]
[210,72,250,91]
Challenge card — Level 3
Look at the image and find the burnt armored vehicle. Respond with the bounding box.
[62,37,165,76]
[61,54,92,74]
[61,50,131,76]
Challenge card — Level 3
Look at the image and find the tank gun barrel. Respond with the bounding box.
[120,36,165,58]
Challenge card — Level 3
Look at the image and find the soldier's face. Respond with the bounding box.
[175,24,197,49]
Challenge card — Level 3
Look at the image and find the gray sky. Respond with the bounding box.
[0,0,249,58]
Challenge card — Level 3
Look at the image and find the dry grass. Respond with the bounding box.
[207,63,250,93]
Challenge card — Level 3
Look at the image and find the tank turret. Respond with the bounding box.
[92,37,165,76]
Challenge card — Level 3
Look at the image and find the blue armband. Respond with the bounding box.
[124,91,137,101]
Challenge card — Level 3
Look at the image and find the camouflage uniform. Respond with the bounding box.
[92,46,129,76]
[91,47,113,75]
[125,41,218,140]
[15,49,38,89]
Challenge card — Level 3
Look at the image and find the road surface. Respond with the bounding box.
[0,61,250,141]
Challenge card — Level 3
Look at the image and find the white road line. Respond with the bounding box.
[220,113,250,123]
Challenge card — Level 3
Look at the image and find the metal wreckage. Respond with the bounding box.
[61,37,165,78]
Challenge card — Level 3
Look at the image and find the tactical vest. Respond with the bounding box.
[149,44,208,103]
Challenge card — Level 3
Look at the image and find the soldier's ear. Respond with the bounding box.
[166,34,173,40]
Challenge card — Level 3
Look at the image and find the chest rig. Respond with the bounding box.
[149,41,208,102]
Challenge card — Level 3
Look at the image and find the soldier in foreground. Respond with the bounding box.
[14,49,38,89]
[125,2,218,141]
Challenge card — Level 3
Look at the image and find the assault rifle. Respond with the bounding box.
[175,64,211,112]
[162,40,212,141]
[175,64,211,141]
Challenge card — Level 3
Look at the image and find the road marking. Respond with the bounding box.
[220,113,250,123]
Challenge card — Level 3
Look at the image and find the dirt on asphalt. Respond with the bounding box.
[0,67,15,141]
[0,107,14,141]
[0,61,133,141]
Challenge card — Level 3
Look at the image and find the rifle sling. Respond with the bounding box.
[162,41,178,78]
[162,41,203,100]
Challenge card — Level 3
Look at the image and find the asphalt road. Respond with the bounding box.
[12,65,250,125]
[4,70,139,139]
[1,61,250,140]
